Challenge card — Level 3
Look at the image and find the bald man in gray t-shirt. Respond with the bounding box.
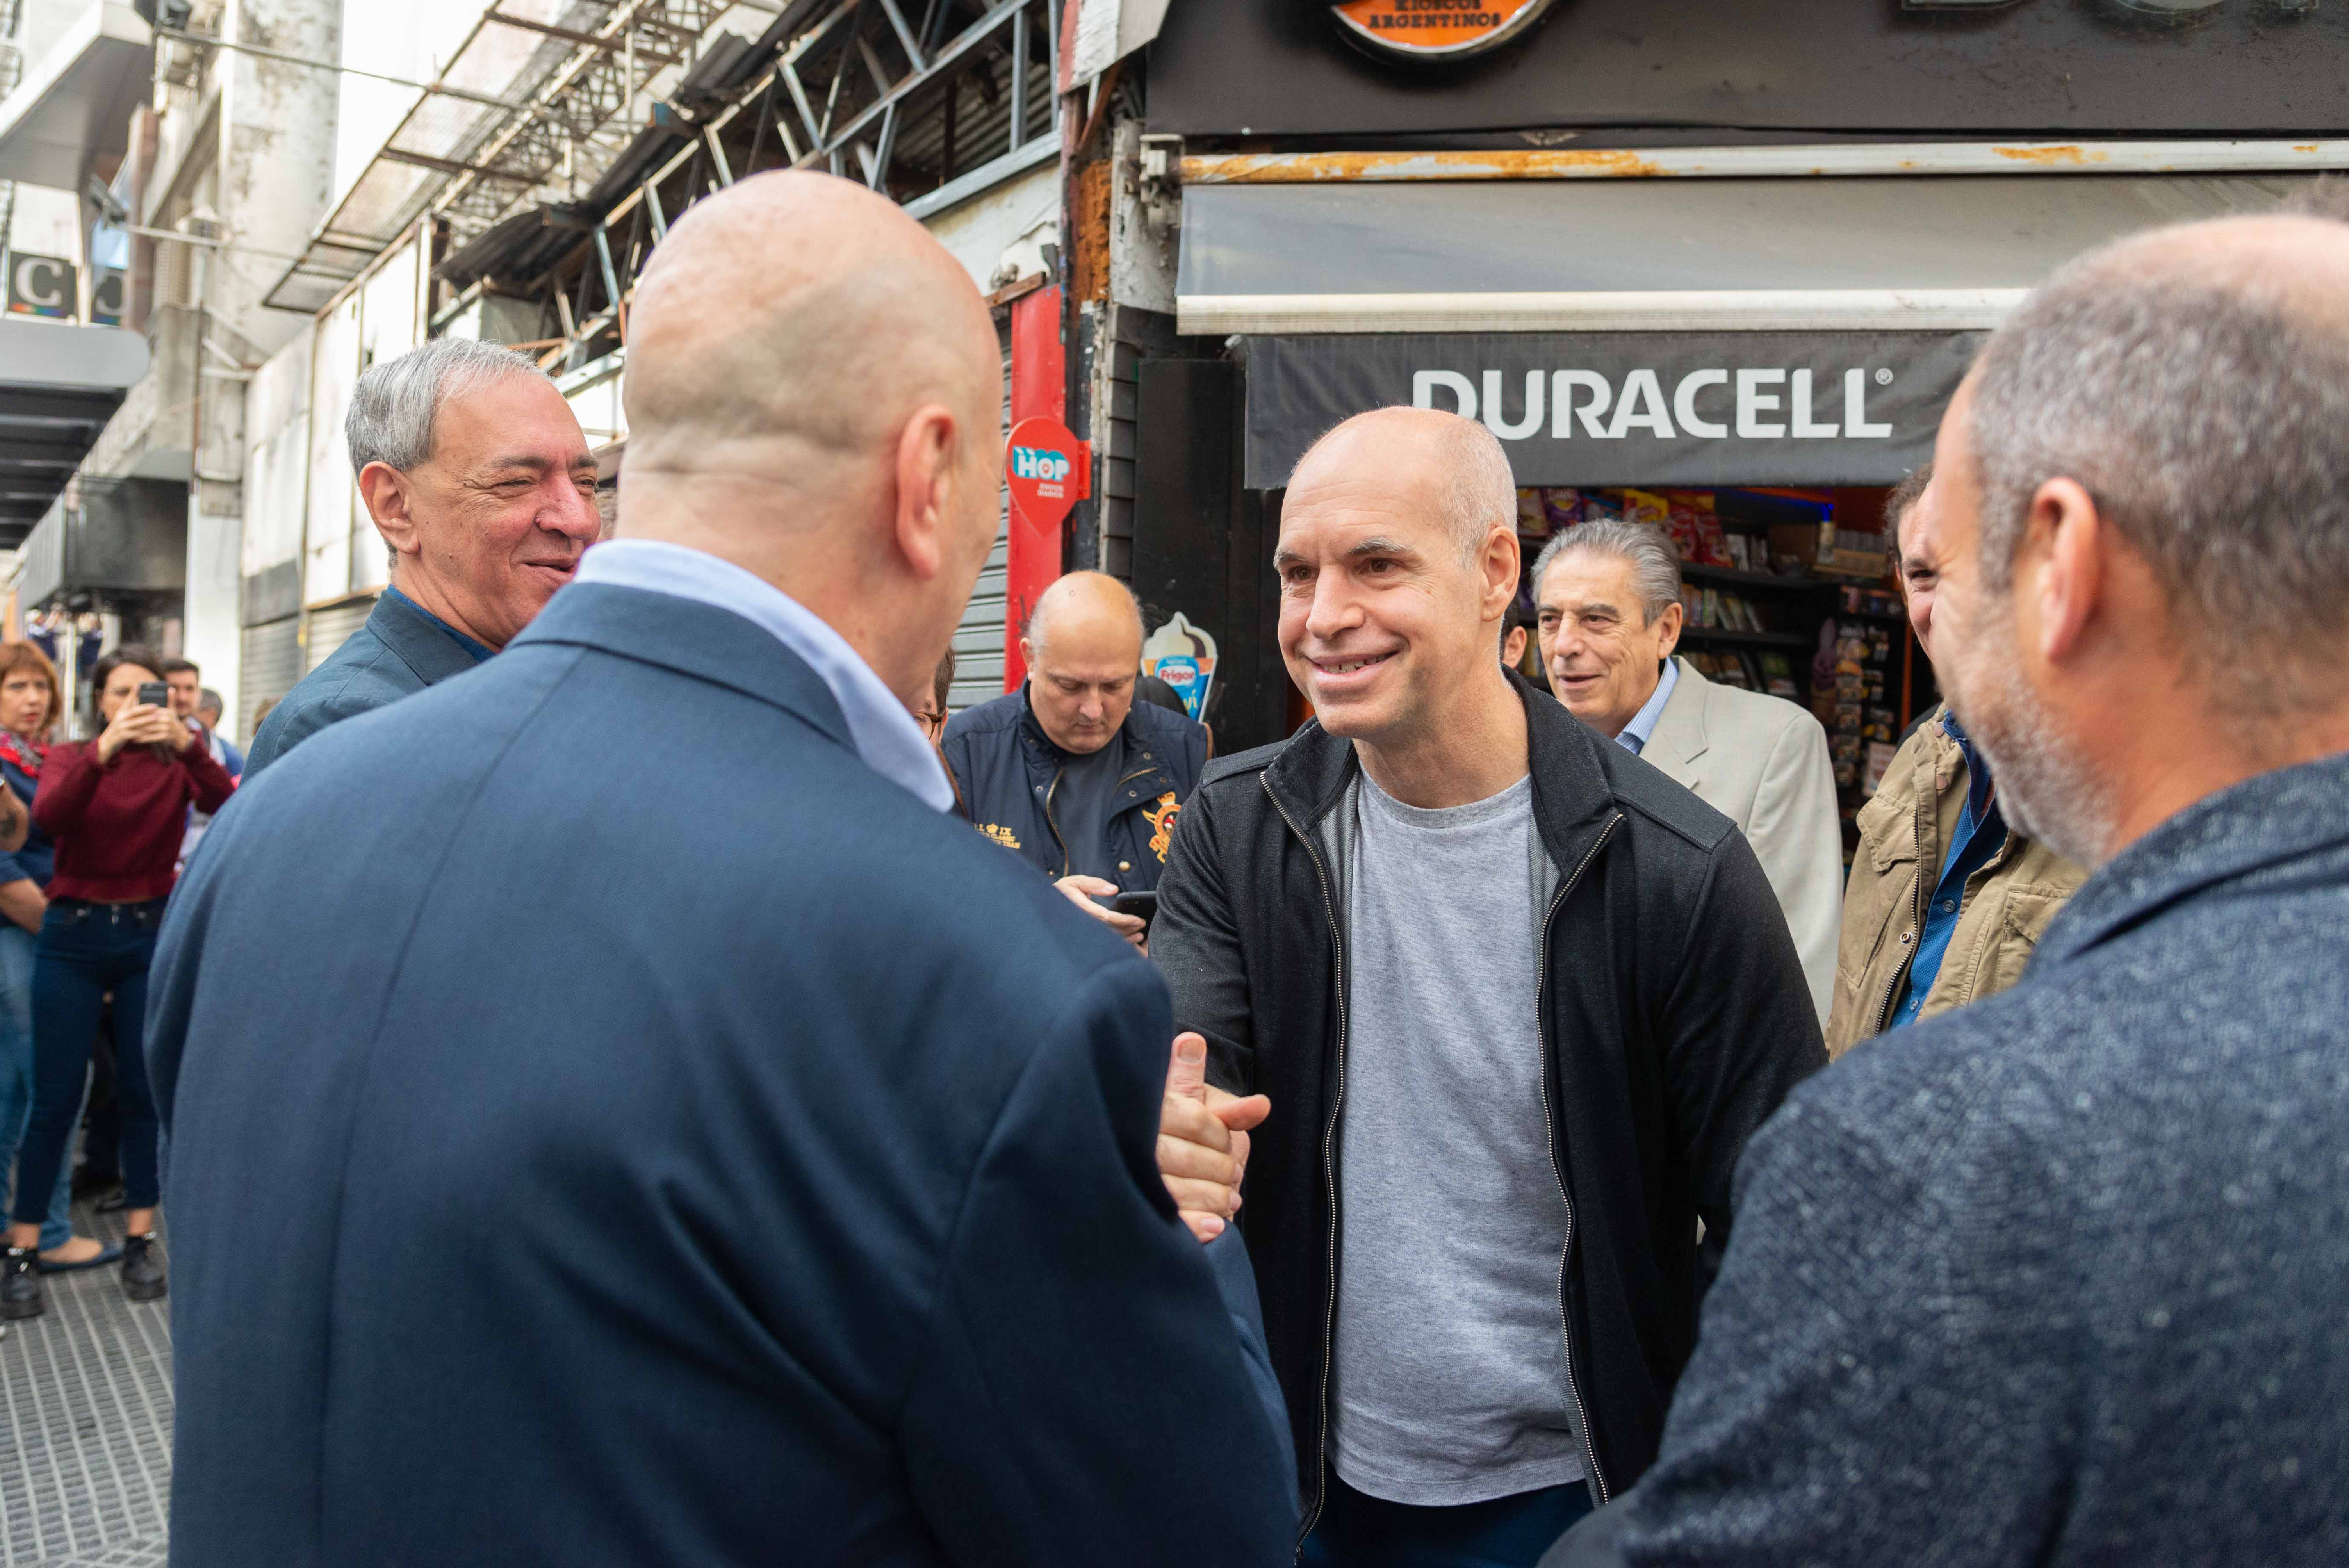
[1335,771,1583,1506]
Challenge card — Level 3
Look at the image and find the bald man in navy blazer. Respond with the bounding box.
[147,173,1295,1566]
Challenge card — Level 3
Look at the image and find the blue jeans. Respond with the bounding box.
[12,900,163,1225]
[0,920,72,1248]
[1302,1470,1595,1568]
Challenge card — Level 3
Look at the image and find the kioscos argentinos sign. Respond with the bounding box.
[1243,331,1987,488]
[1330,0,1560,60]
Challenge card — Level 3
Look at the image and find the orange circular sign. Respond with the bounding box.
[1330,0,1559,60]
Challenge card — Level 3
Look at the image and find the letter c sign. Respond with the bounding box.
[6,253,77,320]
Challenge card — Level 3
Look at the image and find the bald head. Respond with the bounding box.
[1274,406,1524,762]
[1027,571,1144,662]
[1021,572,1147,755]
[622,170,1000,497]
[615,171,1007,709]
[1963,212,2349,718]
[1290,407,1515,561]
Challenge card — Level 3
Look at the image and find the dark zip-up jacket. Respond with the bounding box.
[1153,674,1825,1535]
[941,687,1207,892]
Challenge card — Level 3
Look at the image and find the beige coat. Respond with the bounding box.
[1825,706,2088,1057]
[1643,657,1842,1025]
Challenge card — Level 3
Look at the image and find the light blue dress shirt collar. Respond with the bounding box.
[572,538,955,813]
[1614,657,1681,757]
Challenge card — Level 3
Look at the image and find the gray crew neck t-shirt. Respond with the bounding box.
[1333,770,1581,1506]
[1048,729,1125,879]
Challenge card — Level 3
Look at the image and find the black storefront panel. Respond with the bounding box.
[1243,331,1984,488]
[1150,0,2349,139]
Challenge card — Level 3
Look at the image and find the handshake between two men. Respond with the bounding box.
[1157,1032,1266,1243]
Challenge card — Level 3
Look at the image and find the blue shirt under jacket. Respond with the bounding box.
[147,570,1296,1567]
[1887,711,2005,1030]
[1613,659,1680,758]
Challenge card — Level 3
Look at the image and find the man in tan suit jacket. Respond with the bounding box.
[1534,523,1841,1022]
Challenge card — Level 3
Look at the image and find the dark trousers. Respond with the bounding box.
[1302,1470,1595,1568]
[12,900,164,1224]
[78,1003,122,1188]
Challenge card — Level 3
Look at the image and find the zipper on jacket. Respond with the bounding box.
[1264,774,1349,1555]
[1041,768,1070,876]
[1534,812,1623,1507]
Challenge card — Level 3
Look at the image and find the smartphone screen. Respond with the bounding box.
[136,682,169,708]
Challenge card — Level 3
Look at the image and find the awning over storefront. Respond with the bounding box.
[0,0,151,187]
[1188,171,2313,487]
[1245,330,1979,489]
[0,317,148,546]
[1177,172,2311,337]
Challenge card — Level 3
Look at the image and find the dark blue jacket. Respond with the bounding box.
[148,582,1296,1566]
[940,688,1206,890]
[1549,750,2349,1567]
[245,586,485,776]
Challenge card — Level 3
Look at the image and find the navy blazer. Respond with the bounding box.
[149,582,1296,1566]
[245,588,483,776]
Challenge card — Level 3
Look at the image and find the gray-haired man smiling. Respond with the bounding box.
[246,338,600,775]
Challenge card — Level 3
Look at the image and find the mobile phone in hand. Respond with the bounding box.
[1109,889,1158,926]
[136,681,168,708]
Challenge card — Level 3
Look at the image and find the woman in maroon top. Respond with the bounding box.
[2,645,233,1319]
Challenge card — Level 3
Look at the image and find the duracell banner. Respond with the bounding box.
[1242,331,1985,489]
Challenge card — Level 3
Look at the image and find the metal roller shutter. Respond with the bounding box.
[239,615,302,740]
[304,595,378,674]
[947,321,1014,712]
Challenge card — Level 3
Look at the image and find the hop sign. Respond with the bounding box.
[1005,416,1090,531]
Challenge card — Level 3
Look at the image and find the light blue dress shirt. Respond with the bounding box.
[1614,658,1681,757]
[572,538,955,812]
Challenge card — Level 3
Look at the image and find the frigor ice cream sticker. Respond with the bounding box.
[1142,612,1219,724]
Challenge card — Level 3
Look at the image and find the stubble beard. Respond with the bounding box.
[1948,594,2120,871]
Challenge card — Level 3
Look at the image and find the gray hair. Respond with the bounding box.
[1968,231,2349,720]
[346,336,557,475]
[1531,520,1683,625]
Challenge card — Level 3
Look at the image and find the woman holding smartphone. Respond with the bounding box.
[1,645,234,1320]
[0,642,116,1279]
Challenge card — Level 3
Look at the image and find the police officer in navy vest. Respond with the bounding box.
[942,572,1206,949]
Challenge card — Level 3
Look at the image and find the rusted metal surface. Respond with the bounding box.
[1180,141,2349,185]
[1183,148,1671,184]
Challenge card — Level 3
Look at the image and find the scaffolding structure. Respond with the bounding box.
[260,0,1059,373]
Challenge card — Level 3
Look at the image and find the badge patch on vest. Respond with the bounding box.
[977,823,1022,851]
[1144,793,1181,862]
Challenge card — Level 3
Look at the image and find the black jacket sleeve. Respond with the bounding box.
[1658,829,1827,1284]
[894,960,1296,1566]
[1149,782,1259,1097]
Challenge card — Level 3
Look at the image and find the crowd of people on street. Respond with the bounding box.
[0,642,238,1318]
[0,166,2345,1566]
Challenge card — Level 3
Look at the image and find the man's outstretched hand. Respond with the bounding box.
[1159,1032,1271,1243]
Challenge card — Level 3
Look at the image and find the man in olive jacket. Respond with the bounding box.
[1151,408,1823,1564]
[1826,465,2084,1055]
